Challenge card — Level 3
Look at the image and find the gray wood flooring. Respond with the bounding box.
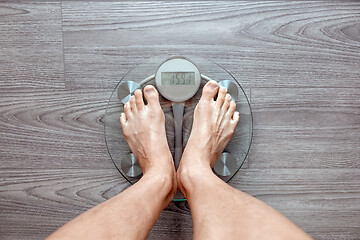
[0,1,359,239]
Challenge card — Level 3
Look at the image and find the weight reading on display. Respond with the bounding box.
[161,72,195,86]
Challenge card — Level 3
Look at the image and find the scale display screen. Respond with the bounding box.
[155,57,201,102]
[161,72,195,85]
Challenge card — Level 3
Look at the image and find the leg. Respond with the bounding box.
[177,81,312,240]
[47,86,176,240]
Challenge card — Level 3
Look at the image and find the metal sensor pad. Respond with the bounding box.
[121,153,142,178]
[218,80,238,101]
[117,81,141,104]
[213,152,239,177]
[155,57,201,102]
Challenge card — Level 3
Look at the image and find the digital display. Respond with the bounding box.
[161,72,195,86]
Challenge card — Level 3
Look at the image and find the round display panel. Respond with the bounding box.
[155,57,201,102]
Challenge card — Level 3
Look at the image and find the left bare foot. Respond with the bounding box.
[120,85,176,196]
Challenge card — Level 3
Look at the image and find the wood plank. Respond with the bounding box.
[249,87,360,168]
[0,2,64,90]
[62,1,360,89]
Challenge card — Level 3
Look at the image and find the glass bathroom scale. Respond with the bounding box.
[104,55,253,201]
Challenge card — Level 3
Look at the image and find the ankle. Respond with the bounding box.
[143,170,176,199]
[177,163,213,197]
[142,151,174,174]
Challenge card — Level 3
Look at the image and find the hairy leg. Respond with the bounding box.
[178,81,312,240]
[47,85,176,240]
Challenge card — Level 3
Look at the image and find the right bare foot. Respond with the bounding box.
[177,80,239,195]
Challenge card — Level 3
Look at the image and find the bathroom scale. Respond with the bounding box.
[104,55,253,201]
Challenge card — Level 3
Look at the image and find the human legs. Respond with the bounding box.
[48,81,312,240]
[177,81,312,240]
[47,85,176,240]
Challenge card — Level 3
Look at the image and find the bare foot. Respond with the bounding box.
[177,80,239,195]
[120,85,176,196]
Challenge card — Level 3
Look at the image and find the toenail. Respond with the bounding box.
[145,87,155,93]
[209,81,218,88]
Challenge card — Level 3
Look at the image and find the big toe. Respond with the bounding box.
[201,80,218,101]
[144,85,160,107]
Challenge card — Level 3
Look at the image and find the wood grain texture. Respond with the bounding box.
[62,1,360,89]
[250,87,360,168]
[0,1,359,240]
[0,89,113,169]
[0,2,64,90]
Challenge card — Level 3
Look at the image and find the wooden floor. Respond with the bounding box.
[1,1,359,239]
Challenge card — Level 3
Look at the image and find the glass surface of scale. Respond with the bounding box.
[104,55,253,201]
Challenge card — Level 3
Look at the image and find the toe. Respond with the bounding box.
[201,80,218,101]
[216,87,227,108]
[144,85,160,107]
[124,102,132,119]
[221,94,231,113]
[225,101,236,119]
[134,89,144,110]
[231,111,240,126]
[120,112,127,126]
[129,95,137,112]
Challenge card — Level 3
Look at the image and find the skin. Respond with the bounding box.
[47,81,312,240]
